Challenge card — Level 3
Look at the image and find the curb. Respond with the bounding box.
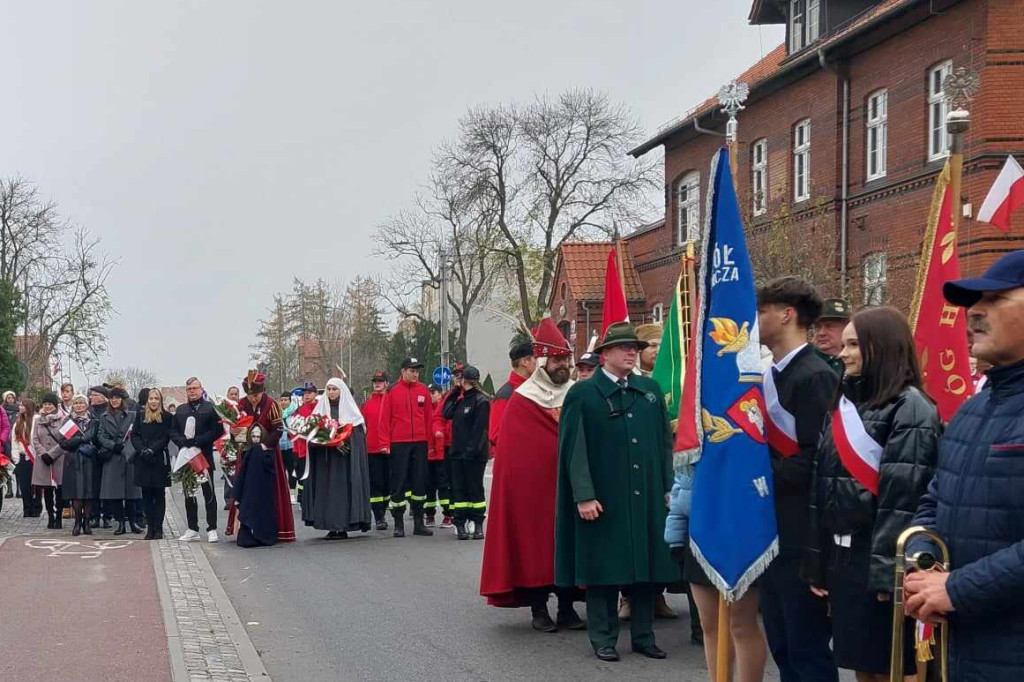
[151,541,190,682]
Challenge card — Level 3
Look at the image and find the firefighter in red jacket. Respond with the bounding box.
[425,383,453,529]
[360,371,390,530]
[489,338,536,451]
[379,357,434,538]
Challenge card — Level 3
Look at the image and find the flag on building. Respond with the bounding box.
[686,147,777,602]
[58,419,80,439]
[978,155,1024,232]
[909,159,973,421]
[600,246,628,336]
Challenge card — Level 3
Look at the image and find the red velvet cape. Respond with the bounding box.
[479,391,560,607]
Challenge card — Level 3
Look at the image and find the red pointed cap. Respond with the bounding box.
[532,317,571,357]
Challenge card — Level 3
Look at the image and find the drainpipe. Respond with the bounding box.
[582,301,591,348]
[819,49,850,297]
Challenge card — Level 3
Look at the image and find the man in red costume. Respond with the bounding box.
[480,318,584,632]
[488,338,536,451]
[236,370,295,543]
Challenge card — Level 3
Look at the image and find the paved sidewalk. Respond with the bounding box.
[1,495,270,682]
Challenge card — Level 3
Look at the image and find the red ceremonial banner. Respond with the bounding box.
[909,161,973,421]
[601,247,629,337]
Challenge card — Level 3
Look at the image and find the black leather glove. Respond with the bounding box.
[142,448,154,461]
[79,444,96,460]
[40,453,54,466]
[113,441,124,454]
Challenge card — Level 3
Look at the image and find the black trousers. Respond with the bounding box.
[281,447,296,490]
[449,458,486,522]
[185,479,218,532]
[140,487,166,533]
[368,453,391,518]
[586,583,656,650]
[388,442,428,515]
[39,486,63,518]
[14,461,39,516]
[107,498,135,522]
[424,458,451,517]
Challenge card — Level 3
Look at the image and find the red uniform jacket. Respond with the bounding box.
[430,393,455,461]
[488,371,527,450]
[360,392,386,454]
[379,380,432,450]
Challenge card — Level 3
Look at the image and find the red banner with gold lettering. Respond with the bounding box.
[909,160,974,421]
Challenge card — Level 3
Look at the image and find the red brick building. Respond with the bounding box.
[627,0,1023,314]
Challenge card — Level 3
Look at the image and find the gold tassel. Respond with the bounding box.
[916,628,935,663]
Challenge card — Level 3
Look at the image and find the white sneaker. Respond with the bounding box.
[207,530,219,543]
[179,530,200,542]
[290,493,297,504]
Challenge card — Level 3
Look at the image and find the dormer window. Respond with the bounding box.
[790,0,820,53]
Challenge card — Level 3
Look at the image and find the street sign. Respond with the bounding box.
[432,366,452,385]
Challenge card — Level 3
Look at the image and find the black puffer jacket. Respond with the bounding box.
[804,379,941,593]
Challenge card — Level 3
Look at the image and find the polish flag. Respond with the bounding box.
[831,396,883,495]
[173,446,210,475]
[763,368,799,458]
[978,155,1024,232]
[58,419,80,439]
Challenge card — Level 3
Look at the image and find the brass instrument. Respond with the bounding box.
[891,526,950,682]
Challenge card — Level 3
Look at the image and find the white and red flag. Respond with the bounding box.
[978,155,1024,232]
[763,369,799,458]
[173,447,210,476]
[831,396,883,495]
[58,419,80,439]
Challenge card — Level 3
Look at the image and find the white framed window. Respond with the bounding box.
[789,0,820,53]
[676,171,700,245]
[863,252,887,305]
[793,119,811,202]
[752,138,768,216]
[928,61,953,161]
[652,303,664,323]
[866,89,888,181]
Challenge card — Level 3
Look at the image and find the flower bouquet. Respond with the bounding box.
[213,397,254,430]
[293,414,353,448]
[218,438,239,479]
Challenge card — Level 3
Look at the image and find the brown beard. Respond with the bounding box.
[545,366,571,385]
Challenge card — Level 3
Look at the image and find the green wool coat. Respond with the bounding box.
[554,370,680,588]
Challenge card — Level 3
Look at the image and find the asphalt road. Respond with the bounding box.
[169,479,851,682]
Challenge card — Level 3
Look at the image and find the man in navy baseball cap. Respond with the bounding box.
[944,249,1024,308]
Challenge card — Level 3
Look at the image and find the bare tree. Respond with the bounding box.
[251,294,300,396]
[104,366,159,397]
[375,160,504,360]
[0,178,115,371]
[442,89,660,326]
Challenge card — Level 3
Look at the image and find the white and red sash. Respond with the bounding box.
[763,368,800,458]
[831,396,883,495]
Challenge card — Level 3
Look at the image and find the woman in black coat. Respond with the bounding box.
[59,394,99,536]
[96,387,142,535]
[803,307,942,681]
[131,388,173,540]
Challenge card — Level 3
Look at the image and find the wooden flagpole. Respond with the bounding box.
[613,222,628,309]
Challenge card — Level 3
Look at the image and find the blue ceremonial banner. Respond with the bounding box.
[688,147,778,602]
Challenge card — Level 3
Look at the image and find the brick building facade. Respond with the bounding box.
[626,0,1023,315]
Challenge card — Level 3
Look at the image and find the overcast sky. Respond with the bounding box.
[1,1,783,394]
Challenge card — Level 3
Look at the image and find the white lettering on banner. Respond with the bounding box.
[753,476,769,497]
[712,243,739,288]
[25,538,133,559]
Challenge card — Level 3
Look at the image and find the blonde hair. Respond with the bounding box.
[143,388,164,424]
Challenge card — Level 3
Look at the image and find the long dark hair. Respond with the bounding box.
[14,399,37,442]
[847,306,923,408]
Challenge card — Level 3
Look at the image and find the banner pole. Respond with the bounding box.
[715,594,732,681]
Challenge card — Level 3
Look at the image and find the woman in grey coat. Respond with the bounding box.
[58,394,98,536]
[31,393,66,529]
[96,387,142,535]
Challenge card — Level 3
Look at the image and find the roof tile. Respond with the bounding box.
[559,242,645,301]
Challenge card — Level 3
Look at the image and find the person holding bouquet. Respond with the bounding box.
[306,377,372,539]
[170,377,222,542]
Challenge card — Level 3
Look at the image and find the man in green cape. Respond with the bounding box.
[555,322,680,662]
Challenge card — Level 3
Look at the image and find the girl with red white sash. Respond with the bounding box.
[804,307,941,681]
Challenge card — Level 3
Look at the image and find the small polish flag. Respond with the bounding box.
[58,420,80,439]
[978,155,1024,232]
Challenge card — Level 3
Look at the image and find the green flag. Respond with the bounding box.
[651,274,687,420]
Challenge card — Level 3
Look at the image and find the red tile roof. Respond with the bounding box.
[557,241,645,302]
[632,0,919,156]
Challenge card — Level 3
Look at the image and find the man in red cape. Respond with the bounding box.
[480,318,584,632]
[236,370,295,543]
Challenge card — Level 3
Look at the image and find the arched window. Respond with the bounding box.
[676,171,701,245]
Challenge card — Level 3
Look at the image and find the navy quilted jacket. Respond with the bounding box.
[911,360,1024,681]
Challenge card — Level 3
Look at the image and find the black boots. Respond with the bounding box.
[455,520,470,541]
[412,514,433,537]
[472,518,485,540]
[373,510,388,531]
[46,512,56,529]
[392,510,405,538]
[72,511,82,537]
[129,519,143,534]
[113,520,127,536]
[90,517,100,529]
[531,606,557,633]
[102,518,112,529]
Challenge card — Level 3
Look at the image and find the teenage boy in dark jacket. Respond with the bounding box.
[756,277,839,682]
[443,365,490,541]
[907,251,1024,682]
